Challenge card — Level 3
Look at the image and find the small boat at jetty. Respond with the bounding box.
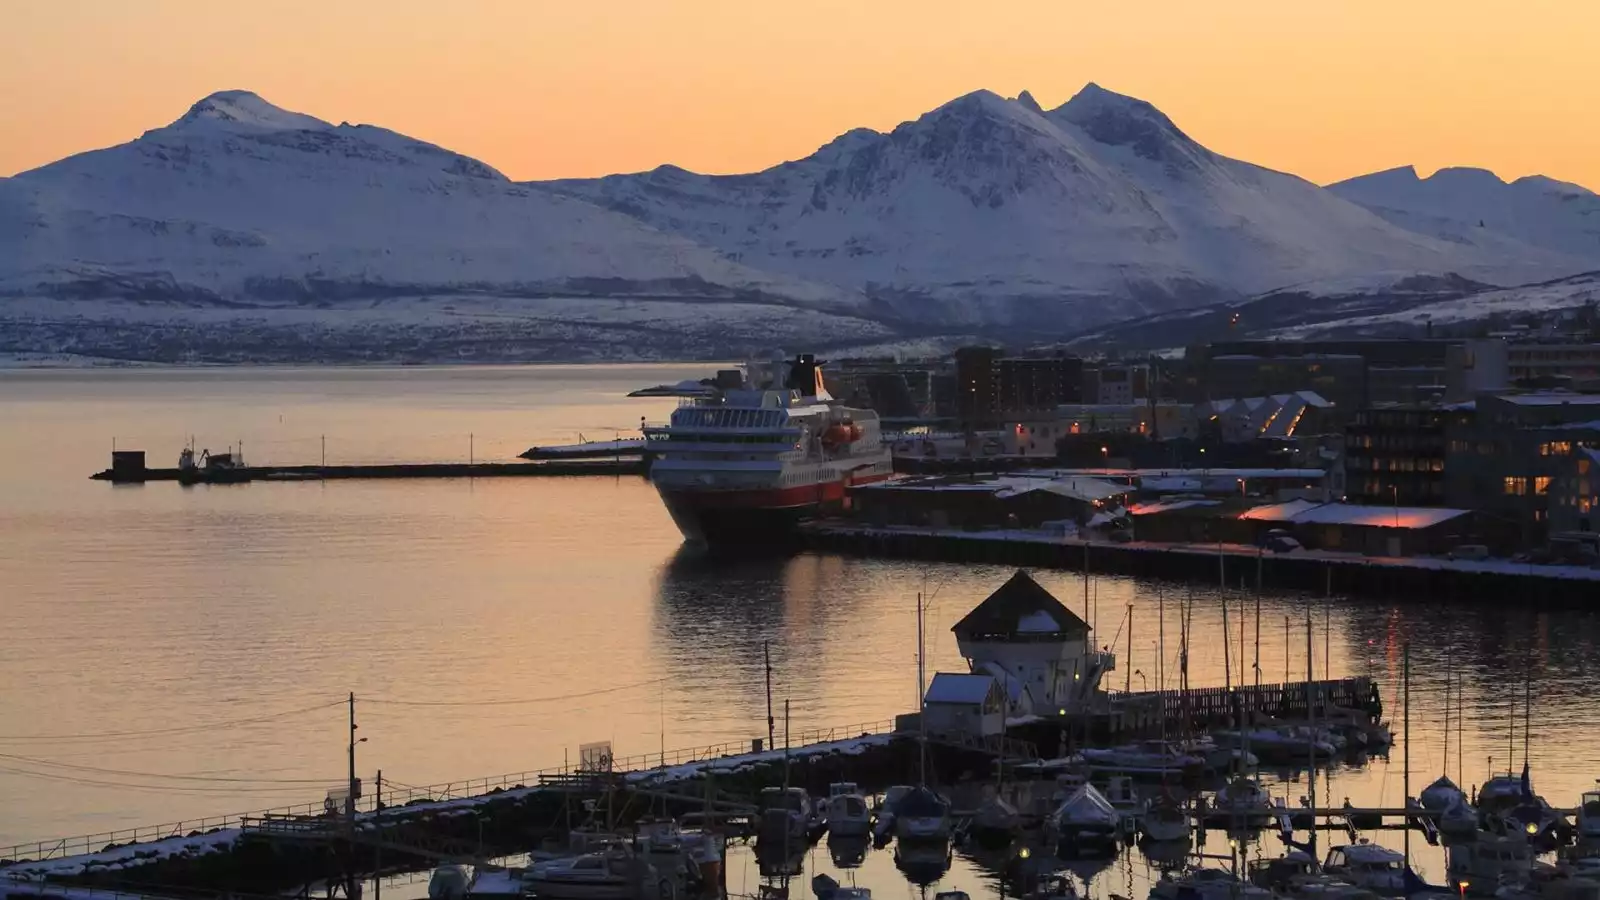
[1081,741,1206,776]
[1150,868,1273,900]
[826,782,872,838]
[1140,793,1191,843]
[1322,843,1409,895]
[969,793,1023,847]
[813,873,871,900]
[892,785,952,843]
[759,786,812,845]
[1579,787,1600,840]
[1214,776,1274,823]
[1478,770,1571,845]
[1420,775,1478,838]
[1049,783,1124,853]
[523,844,651,900]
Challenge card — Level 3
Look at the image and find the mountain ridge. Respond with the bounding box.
[2,85,1596,363]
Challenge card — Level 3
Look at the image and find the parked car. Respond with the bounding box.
[1263,529,1302,553]
[1448,544,1490,561]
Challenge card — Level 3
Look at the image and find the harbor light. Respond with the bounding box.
[1526,822,1539,835]
[1018,847,1031,860]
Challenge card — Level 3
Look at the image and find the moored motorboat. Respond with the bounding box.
[1322,842,1410,895]
[1081,741,1206,777]
[892,785,952,843]
[969,793,1022,848]
[1150,868,1273,900]
[522,844,651,900]
[1213,776,1273,824]
[758,786,811,846]
[1579,788,1600,841]
[826,782,872,838]
[1049,783,1124,855]
[1140,793,1191,843]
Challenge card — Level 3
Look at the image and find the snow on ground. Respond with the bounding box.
[1267,273,1600,338]
[0,294,900,364]
[811,523,1600,582]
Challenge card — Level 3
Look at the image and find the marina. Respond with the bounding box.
[10,365,1600,900]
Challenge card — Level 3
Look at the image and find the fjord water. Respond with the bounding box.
[4,365,1600,890]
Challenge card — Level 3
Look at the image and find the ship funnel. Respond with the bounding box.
[786,354,828,398]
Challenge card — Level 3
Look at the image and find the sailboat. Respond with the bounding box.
[896,590,952,844]
[1477,675,1570,845]
[1419,664,1476,838]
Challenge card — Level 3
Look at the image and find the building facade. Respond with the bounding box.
[1443,393,1600,544]
[1547,448,1600,534]
[1344,405,1474,505]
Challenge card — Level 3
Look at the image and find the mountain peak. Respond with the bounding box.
[1050,82,1196,163]
[1015,90,1043,115]
[1425,166,1507,186]
[174,90,330,132]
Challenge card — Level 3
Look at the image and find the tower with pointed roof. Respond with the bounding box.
[951,570,1115,715]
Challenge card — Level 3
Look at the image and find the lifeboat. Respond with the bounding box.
[821,421,863,446]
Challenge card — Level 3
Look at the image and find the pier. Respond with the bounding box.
[91,454,646,484]
[801,522,1600,605]
[1,675,1381,897]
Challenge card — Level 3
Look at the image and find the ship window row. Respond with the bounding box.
[672,408,787,429]
[647,433,797,445]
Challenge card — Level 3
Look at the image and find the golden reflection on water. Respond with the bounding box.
[3,365,1600,896]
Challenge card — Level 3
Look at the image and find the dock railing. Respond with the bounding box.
[2,718,898,866]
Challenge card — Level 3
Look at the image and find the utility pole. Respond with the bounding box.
[763,641,775,751]
[346,691,359,900]
[373,769,383,900]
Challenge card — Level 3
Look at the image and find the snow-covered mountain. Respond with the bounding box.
[0,90,895,361]
[544,84,1587,330]
[1328,166,1600,263]
[2,86,1597,363]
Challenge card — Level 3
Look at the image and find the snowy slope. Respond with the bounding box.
[1328,166,1600,263]
[0,91,855,310]
[1266,271,1600,339]
[545,84,1587,330]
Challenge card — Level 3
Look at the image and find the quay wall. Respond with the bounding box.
[801,524,1600,606]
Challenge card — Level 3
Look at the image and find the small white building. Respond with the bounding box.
[951,570,1115,716]
[922,673,1006,739]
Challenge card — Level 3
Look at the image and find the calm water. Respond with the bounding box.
[4,365,1600,895]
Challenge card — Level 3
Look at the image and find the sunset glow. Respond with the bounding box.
[3,0,1597,188]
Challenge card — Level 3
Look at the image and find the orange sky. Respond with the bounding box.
[3,0,1597,189]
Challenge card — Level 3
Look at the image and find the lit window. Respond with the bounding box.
[1536,476,1552,495]
[1504,477,1528,495]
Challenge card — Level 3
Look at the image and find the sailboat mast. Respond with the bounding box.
[917,591,927,787]
[1446,656,1459,775]
[1403,642,1411,868]
[764,640,775,751]
[1222,595,1233,691]
[1125,603,1134,694]
[1158,585,1165,695]
[1306,608,1316,857]
[1523,671,1532,779]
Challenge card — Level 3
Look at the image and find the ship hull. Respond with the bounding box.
[657,475,886,547]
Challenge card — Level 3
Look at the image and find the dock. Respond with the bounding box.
[801,522,1600,605]
[519,437,647,460]
[91,456,646,484]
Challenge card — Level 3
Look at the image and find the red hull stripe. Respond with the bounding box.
[660,471,893,511]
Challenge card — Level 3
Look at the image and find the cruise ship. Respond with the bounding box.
[644,354,895,546]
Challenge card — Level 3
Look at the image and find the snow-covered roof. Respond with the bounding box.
[952,570,1089,640]
[1496,393,1600,406]
[1240,501,1469,529]
[925,673,996,706]
[1130,498,1223,516]
[992,477,1127,503]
